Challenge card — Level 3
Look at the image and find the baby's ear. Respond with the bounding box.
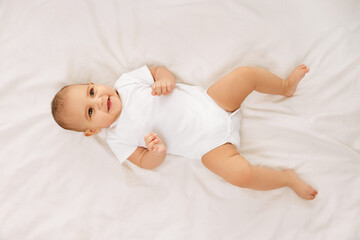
[84,129,101,137]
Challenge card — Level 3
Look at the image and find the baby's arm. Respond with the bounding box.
[128,133,166,169]
[149,67,176,96]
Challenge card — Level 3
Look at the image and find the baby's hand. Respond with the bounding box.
[151,79,175,96]
[144,133,166,154]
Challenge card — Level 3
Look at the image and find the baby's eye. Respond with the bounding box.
[88,107,93,117]
[90,88,95,97]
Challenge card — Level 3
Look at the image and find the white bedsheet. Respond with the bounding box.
[1,0,359,239]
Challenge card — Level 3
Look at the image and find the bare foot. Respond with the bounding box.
[284,170,318,200]
[283,64,310,97]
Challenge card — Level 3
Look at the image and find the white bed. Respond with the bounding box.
[1,0,359,239]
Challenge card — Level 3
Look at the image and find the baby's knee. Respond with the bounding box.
[233,66,258,87]
[226,156,253,188]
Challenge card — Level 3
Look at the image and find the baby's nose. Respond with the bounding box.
[95,96,105,110]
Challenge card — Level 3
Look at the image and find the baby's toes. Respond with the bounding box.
[308,188,318,200]
[308,195,315,200]
[301,65,310,72]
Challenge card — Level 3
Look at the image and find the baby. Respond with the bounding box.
[51,64,318,200]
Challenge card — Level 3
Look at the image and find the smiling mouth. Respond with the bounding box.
[107,97,111,112]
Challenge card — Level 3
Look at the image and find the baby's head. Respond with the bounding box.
[51,83,122,136]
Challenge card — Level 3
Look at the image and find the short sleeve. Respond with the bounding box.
[114,65,154,89]
[106,139,137,164]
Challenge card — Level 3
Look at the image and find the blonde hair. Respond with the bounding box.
[51,85,83,132]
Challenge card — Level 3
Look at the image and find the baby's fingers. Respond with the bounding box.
[144,133,157,144]
[166,81,174,94]
[144,133,159,149]
[148,139,160,151]
[151,84,156,96]
[151,80,175,96]
[151,82,163,96]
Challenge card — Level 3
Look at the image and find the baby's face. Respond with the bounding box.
[63,83,122,134]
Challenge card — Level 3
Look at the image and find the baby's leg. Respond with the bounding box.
[207,65,309,112]
[202,143,318,200]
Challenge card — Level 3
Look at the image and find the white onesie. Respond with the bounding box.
[105,66,241,163]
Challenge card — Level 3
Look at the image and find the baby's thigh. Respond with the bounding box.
[207,67,255,112]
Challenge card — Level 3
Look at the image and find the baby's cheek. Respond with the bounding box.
[99,115,115,128]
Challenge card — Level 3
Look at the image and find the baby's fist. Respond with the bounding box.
[144,133,166,154]
[151,79,175,96]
